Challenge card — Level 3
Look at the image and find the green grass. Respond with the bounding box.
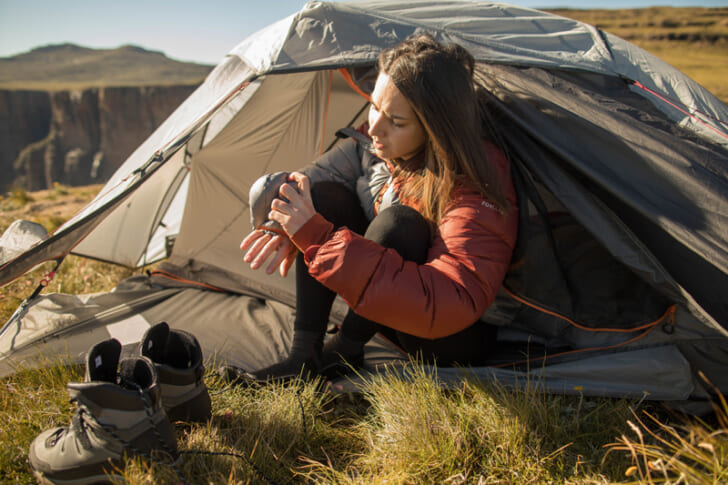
[0,357,631,484]
[2,358,726,484]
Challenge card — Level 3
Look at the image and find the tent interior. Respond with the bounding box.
[1,1,727,414]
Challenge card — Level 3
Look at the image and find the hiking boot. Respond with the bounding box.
[28,338,178,485]
[140,322,212,423]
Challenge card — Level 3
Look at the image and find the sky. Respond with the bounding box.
[1,0,726,65]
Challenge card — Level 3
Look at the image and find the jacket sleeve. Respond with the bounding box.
[291,189,518,339]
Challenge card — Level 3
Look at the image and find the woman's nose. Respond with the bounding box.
[368,112,383,137]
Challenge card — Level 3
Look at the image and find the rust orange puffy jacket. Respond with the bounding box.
[291,138,518,339]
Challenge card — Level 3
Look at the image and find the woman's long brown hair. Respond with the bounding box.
[378,33,509,224]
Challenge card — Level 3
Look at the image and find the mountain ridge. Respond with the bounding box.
[0,43,213,90]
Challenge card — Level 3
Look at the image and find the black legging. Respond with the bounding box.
[294,181,494,366]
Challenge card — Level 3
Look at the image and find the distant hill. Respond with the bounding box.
[546,7,728,44]
[0,43,213,90]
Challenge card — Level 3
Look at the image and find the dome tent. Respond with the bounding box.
[1,1,727,411]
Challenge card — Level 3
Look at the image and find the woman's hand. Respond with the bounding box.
[268,172,315,236]
[240,172,314,277]
[241,230,297,276]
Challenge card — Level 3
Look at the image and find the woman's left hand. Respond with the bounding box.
[268,172,316,236]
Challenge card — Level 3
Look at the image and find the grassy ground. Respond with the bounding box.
[1,355,726,484]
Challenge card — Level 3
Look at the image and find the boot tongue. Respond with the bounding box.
[118,358,154,391]
[166,331,195,369]
[142,321,196,369]
[86,339,122,383]
[140,321,170,363]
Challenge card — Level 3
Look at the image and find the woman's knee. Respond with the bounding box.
[365,205,431,264]
[310,181,368,233]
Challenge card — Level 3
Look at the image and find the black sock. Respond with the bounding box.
[289,329,323,360]
[250,329,323,380]
[322,330,365,358]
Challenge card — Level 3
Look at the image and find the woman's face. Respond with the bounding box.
[368,73,427,161]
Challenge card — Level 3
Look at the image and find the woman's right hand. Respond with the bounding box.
[240,229,297,277]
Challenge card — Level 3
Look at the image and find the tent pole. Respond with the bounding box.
[0,256,66,339]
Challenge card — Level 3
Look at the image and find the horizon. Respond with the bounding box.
[1,0,726,65]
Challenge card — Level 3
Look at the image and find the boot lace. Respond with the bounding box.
[44,404,95,453]
[114,375,186,482]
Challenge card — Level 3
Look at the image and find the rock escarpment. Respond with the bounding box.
[2,85,196,191]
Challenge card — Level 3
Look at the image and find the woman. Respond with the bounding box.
[239,33,518,381]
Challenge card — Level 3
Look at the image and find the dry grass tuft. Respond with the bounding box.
[606,374,728,484]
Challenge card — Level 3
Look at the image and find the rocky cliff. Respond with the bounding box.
[2,85,197,191]
[0,90,51,191]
